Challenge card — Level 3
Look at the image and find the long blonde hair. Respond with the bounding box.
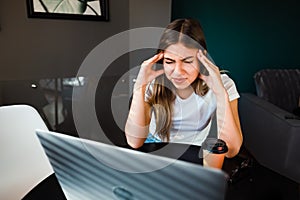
[147,18,209,141]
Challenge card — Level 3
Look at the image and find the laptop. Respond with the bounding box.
[36,129,228,200]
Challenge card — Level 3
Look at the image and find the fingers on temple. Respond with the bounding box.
[197,50,209,66]
[143,53,164,65]
[197,50,218,71]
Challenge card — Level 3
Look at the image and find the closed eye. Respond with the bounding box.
[165,61,174,64]
[164,58,175,64]
[182,56,194,64]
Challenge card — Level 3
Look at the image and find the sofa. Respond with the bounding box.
[238,69,300,183]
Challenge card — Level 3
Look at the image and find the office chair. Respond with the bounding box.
[0,105,53,200]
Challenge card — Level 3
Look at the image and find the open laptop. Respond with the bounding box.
[36,129,228,200]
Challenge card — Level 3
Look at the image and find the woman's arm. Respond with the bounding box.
[197,50,243,157]
[125,85,151,149]
[216,95,243,158]
[125,53,164,148]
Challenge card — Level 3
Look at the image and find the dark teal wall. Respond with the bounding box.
[172,0,300,92]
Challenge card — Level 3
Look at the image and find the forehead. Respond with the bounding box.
[164,43,198,59]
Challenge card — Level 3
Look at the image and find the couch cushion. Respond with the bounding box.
[254,69,300,113]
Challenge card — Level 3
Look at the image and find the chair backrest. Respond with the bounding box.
[254,69,300,113]
[0,105,53,200]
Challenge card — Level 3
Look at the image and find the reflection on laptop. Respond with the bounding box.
[36,129,228,200]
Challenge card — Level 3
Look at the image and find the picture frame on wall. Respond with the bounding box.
[26,0,109,21]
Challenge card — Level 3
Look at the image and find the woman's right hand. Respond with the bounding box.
[135,53,164,89]
[126,53,164,148]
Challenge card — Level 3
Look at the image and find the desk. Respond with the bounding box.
[23,142,239,200]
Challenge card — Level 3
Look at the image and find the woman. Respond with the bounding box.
[125,18,243,158]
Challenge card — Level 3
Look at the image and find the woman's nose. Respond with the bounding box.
[173,62,185,75]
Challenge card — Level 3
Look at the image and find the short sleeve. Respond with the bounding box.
[221,74,240,101]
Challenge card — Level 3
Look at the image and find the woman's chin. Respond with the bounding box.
[172,82,190,90]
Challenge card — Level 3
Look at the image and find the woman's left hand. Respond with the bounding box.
[197,50,226,98]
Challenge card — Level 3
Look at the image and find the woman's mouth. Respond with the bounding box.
[172,78,186,84]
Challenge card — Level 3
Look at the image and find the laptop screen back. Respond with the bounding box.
[36,130,228,200]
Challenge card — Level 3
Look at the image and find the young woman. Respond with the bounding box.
[125,18,243,158]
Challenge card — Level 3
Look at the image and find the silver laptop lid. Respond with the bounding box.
[36,129,228,200]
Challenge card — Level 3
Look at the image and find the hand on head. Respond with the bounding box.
[135,52,165,88]
[197,50,226,96]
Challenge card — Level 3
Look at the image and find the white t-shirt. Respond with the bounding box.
[145,74,240,146]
